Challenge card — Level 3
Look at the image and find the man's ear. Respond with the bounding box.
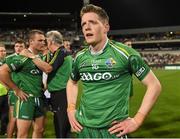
[104,22,110,33]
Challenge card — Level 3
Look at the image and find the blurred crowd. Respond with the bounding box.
[141,53,180,66]
[1,28,180,67]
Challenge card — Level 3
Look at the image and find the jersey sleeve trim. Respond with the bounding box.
[109,41,130,60]
[49,49,60,65]
[74,48,88,61]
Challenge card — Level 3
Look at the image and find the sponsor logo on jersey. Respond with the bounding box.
[79,61,86,68]
[10,63,17,70]
[80,72,112,81]
[92,63,99,70]
[91,59,101,70]
[105,58,116,68]
[71,73,75,79]
[135,67,145,77]
[30,69,40,75]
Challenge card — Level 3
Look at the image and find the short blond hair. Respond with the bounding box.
[80,4,109,23]
[0,42,5,48]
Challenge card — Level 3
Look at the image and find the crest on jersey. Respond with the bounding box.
[80,61,86,68]
[105,58,116,68]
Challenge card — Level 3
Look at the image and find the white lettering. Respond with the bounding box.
[80,72,112,81]
[135,67,145,77]
[94,73,102,80]
[30,69,40,75]
[102,72,112,80]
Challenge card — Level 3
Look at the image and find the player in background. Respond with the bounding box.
[0,30,52,138]
[6,38,26,138]
[0,43,8,136]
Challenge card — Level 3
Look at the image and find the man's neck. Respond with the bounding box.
[90,37,108,55]
[28,47,38,55]
[50,45,59,53]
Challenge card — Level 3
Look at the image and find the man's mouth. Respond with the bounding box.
[86,33,93,37]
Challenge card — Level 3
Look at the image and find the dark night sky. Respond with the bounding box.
[0,0,179,30]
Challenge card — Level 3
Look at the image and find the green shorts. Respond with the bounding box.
[77,126,127,138]
[8,90,18,106]
[14,95,45,120]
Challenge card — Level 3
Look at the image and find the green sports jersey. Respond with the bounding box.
[6,53,18,104]
[71,39,150,128]
[6,54,43,97]
[6,53,19,81]
[0,58,5,66]
[47,48,72,92]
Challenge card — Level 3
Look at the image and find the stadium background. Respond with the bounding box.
[0,0,180,137]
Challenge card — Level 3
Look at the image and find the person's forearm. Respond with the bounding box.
[20,50,53,74]
[134,71,161,125]
[32,57,52,73]
[66,79,79,111]
[0,65,19,91]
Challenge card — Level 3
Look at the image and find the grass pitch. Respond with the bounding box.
[129,69,180,137]
[44,69,180,138]
[1,69,180,138]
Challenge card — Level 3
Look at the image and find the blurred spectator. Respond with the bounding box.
[0,43,8,136]
[63,39,73,54]
[123,39,132,48]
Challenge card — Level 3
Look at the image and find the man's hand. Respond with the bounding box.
[67,109,83,132]
[14,88,29,101]
[108,118,140,137]
[20,49,35,59]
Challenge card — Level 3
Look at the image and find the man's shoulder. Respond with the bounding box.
[108,40,130,50]
[108,40,140,56]
[6,53,17,59]
[74,46,89,60]
[8,54,26,59]
[6,54,28,64]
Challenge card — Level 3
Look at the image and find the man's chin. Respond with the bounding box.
[86,41,95,46]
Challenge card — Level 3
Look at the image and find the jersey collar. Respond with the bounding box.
[28,48,33,53]
[89,38,108,55]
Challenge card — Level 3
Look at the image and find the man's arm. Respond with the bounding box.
[109,70,161,136]
[32,57,52,73]
[0,64,29,100]
[66,78,83,132]
[133,70,161,124]
[20,49,52,74]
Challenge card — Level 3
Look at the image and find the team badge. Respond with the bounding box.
[105,58,116,68]
[80,61,86,68]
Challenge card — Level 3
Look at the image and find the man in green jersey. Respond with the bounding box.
[19,30,72,138]
[0,43,8,135]
[0,30,52,138]
[6,38,26,138]
[46,30,72,138]
[66,4,162,138]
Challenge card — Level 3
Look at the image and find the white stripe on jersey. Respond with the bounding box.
[74,49,88,61]
[110,44,129,59]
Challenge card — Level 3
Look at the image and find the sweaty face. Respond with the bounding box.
[0,47,6,59]
[14,43,25,54]
[30,34,46,52]
[81,12,109,46]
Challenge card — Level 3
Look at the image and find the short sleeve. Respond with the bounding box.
[129,55,150,81]
[6,55,27,72]
[70,58,80,81]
